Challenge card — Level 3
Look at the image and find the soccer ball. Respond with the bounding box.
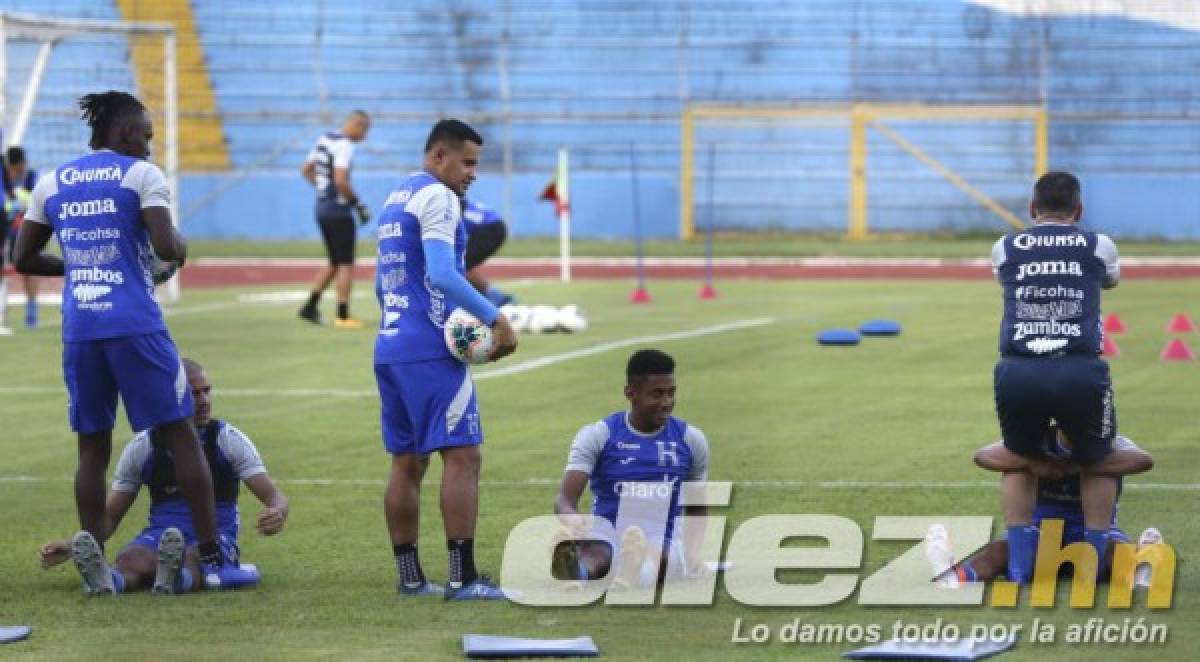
[443,308,494,365]
[529,305,561,334]
[500,304,531,334]
[557,305,588,333]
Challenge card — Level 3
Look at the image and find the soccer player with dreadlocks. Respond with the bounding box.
[13,90,256,594]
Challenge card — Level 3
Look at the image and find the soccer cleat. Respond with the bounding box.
[333,317,364,329]
[611,526,649,590]
[445,575,507,601]
[152,527,187,595]
[551,538,583,581]
[397,580,445,597]
[297,306,322,325]
[1135,527,1164,589]
[202,559,261,591]
[71,531,115,595]
[924,523,959,588]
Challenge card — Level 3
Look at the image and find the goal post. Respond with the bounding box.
[680,103,1048,240]
[0,11,181,299]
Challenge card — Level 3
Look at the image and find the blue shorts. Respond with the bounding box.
[63,331,193,434]
[125,528,240,564]
[374,358,483,456]
[994,355,1117,466]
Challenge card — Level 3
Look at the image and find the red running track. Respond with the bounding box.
[7,257,1200,290]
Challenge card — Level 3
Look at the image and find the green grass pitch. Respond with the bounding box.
[0,278,1194,660]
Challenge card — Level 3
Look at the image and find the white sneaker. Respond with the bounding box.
[71,531,116,595]
[0,326,13,336]
[1134,527,1163,589]
[924,523,959,588]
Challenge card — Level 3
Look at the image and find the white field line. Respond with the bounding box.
[0,317,776,399]
[2,474,1197,491]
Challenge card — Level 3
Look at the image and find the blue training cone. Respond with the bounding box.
[817,329,861,346]
[859,319,902,336]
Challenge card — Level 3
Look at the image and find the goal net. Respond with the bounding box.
[680,103,1047,240]
[0,11,180,298]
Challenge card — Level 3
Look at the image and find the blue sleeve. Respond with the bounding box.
[423,238,499,326]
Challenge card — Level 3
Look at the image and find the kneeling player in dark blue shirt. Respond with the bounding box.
[40,359,289,594]
[552,349,710,586]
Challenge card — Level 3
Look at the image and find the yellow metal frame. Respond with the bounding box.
[680,103,1049,240]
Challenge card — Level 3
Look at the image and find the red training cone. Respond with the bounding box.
[1160,338,1196,361]
[1103,313,1126,334]
[698,283,718,300]
[630,286,651,304]
[1166,313,1196,334]
[1102,336,1120,358]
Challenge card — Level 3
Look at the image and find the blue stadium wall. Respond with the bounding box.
[3,1,1198,239]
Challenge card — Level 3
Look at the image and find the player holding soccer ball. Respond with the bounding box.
[13,91,248,592]
[373,119,517,600]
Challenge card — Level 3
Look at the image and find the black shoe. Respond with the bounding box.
[298,306,322,325]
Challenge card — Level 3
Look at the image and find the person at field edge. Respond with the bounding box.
[926,424,1162,588]
[373,118,518,600]
[14,90,250,593]
[989,171,1121,584]
[298,110,371,328]
[1,146,41,332]
[39,358,288,593]
[552,349,711,587]
[461,198,514,307]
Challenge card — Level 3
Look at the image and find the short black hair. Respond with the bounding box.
[78,90,146,149]
[6,146,26,165]
[424,118,483,153]
[626,349,675,385]
[1033,171,1081,215]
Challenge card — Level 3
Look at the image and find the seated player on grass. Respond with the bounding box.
[926,425,1160,587]
[462,198,514,307]
[39,358,288,594]
[552,349,710,587]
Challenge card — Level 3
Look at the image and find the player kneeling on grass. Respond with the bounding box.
[926,425,1160,588]
[39,358,289,594]
[551,349,711,586]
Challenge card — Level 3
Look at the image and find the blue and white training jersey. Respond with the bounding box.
[24,150,171,342]
[991,223,1119,357]
[566,412,709,543]
[374,171,469,364]
[111,419,266,536]
[462,198,503,235]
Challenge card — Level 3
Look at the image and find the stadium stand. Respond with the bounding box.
[2,1,1198,238]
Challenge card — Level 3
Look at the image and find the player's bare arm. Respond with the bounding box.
[12,221,63,277]
[301,159,316,186]
[39,490,138,569]
[245,473,290,536]
[143,206,187,265]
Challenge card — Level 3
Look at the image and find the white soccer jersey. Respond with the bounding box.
[306,131,355,204]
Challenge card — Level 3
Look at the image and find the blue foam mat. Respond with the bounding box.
[463,634,599,658]
[859,319,902,336]
[0,626,31,645]
[817,328,862,345]
[844,636,1015,661]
